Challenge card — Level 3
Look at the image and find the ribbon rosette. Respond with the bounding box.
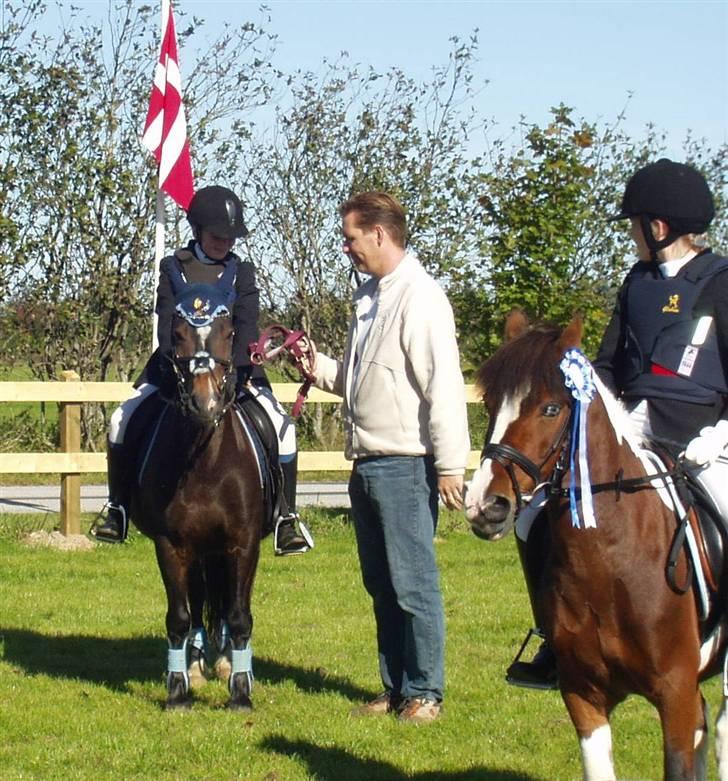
[559,348,597,529]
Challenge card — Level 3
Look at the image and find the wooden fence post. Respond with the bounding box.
[58,370,81,536]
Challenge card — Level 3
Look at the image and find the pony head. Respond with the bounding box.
[465,311,582,540]
[171,284,235,424]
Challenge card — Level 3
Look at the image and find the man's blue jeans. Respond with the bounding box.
[348,455,444,702]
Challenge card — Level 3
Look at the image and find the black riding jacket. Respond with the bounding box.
[594,249,728,446]
[138,241,267,389]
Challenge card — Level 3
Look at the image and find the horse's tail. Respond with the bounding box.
[202,554,229,650]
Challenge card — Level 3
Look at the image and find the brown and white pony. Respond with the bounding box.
[465,310,728,781]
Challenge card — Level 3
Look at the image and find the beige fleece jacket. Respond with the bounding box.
[314,252,470,474]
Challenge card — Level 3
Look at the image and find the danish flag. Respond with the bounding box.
[142,0,194,210]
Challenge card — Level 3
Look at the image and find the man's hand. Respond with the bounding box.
[438,474,464,511]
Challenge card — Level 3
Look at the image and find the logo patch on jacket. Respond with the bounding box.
[662,294,680,314]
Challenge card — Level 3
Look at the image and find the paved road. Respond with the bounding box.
[0,483,350,514]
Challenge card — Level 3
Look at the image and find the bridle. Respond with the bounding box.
[168,342,237,427]
[482,397,686,514]
[248,324,316,417]
[481,406,572,511]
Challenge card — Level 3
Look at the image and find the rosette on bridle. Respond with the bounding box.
[559,348,597,529]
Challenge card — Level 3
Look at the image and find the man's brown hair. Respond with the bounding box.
[340,192,407,248]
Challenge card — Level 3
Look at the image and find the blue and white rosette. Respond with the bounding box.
[559,348,597,529]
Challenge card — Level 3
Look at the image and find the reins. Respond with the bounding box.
[484,403,687,505]
[248,325,316,417]
[484,398,695,594]
[482,411,571,511]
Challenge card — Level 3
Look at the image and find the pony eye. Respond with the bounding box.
[542,403,561,417]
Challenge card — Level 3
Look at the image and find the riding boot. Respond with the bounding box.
[94,441,131,544]
[275,454,314,556]
[506,517,558,690]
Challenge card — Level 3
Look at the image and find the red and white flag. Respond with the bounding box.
[142,0,194,210]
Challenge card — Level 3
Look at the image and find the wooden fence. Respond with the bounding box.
[0,373,482,535]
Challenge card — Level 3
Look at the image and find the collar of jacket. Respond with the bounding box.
[353,251,419,303]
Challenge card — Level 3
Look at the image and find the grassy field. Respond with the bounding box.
[0,508,722,781]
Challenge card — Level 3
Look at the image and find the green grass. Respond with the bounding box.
[0,508,722,780]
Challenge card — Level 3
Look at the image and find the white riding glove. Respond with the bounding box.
[684,420,728,467]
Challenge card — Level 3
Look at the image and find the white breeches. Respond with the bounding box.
[244,384,297,460]
[109,383,159,445]
[629,401,728,519]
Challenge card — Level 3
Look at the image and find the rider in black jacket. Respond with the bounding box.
[507,159,728,689]
[94,186,311,556]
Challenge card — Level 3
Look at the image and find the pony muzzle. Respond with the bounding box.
[468,494,515,541]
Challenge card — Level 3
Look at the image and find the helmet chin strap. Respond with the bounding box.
[640,214,681,262]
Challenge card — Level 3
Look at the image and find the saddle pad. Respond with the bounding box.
[235,409,265,490]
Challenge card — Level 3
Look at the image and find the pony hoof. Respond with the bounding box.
[226,698,253,712]
[164,698,192,711]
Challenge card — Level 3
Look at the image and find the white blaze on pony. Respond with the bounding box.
[465,390,526,532]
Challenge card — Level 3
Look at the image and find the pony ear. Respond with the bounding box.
[504,307,529,342]
[558,314,584,351]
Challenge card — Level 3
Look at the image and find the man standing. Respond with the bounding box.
[313,192,470,723]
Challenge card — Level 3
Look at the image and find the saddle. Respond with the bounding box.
[646,442,728,635]
[131,389,281,539]
[235,388,283,538]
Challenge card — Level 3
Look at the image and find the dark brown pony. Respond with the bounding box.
[464,311,728,781]
[129,285,265,710]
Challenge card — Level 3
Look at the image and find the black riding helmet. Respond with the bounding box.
[608,158,714,258]
[187,185,249,239]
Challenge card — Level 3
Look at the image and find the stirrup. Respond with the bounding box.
[505,628,559,691]
[274,513,314,556]
[92,503,128,544]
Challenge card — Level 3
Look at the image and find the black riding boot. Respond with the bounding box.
[94,441,131,544]
[506,518,558,690]
[275,454,313,556]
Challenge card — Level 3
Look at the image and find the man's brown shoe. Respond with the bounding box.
[397,696,442,724]
[350,691,401,717]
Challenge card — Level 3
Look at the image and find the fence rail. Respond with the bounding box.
[0,374,482,535]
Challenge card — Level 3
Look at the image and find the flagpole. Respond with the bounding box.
[142,0,194,353]
[151,189,166,351]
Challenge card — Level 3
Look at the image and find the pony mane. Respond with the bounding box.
[476,324,567,403]
[592,372,645,455]
[477,322,647,457]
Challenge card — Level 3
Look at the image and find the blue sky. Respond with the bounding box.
[44,0,728,157]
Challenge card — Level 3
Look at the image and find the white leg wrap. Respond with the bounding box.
[189,627,207,654]
[229,642,253,694]
[167,636,190,692]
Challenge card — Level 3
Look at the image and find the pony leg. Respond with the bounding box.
[561,692,616,781]
[187,561,208,689]
[656,680,703,781]
[155,538,192,709]
[225,549,259,711]
[694,695,708,781]
[717,697,728,780]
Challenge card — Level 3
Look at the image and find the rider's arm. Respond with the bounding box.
[231,259,269,388]
[593,285,627,397]
[697,266,728,422]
